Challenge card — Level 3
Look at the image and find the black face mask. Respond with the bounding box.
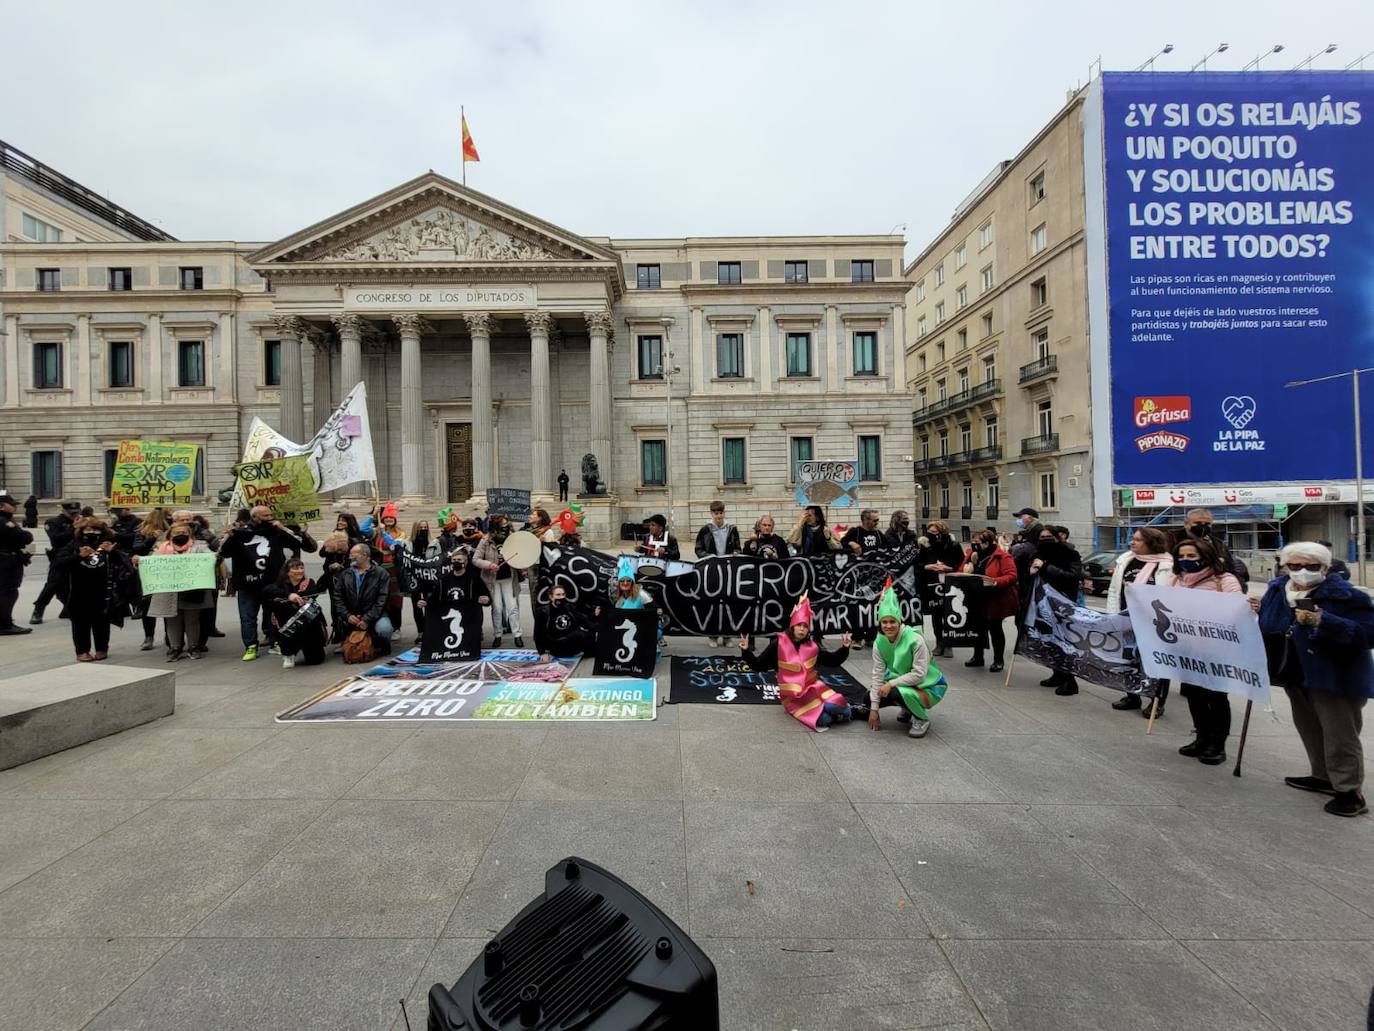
[82,535,101,546]
[414,529,430,548]
[1190,523,1212,538]
[171,535,191,546]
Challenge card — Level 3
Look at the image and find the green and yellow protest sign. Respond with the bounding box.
[232,454,321,523]
[110,440,200,507]
[137,553,217,595]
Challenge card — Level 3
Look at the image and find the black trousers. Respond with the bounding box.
[559,485,569,501]
[0,573,19,628]
[974,617,1007,662]
[71,612,111,654]
[34,565,64,611]
[1183,683,1231,741]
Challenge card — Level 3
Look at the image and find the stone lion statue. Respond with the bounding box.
[581,453,605,495]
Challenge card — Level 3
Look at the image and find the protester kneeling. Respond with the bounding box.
[535,585,593,662]
[265,559,328,669]
[331,544,396,662]
[869,583,947,738]
[738,595,859,732]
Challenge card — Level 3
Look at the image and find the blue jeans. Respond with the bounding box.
[237,590,264,647]
[815,701,852,728]
[373,614,395,639]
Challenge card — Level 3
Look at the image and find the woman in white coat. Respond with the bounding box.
[1105,526,1174,716]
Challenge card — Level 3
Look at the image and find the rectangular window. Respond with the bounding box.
[980,265,994,293]
[784,260,808,283]
[962,481,974,509]
[1029,171,1046,204]
[919,436,930,461]
[936,341,946,362]
[981,311,994,338]
[22,213,63,242]
[785,332,812,376]
[108,341,134,388]
[33,341,62,388]
[789,436,813,481]
[851,260,875,283]
[916,315,927,337]
[1031,223,1047,254]
[177,340,205,387]
[934,263,945,286]
[914,279,926,301]
[721,437,747,484]
[922,486,932,510]
[1037,399,1054,437]
[636,264,661,289]
[956,328,968,351]
[718,261,742,285]
[957,367,969,393]
[955,244,967,269]
[938,430,949,456]
[109,267,133,291]
[31,451,62,498]
[956,284,968,309]
[104,449,118,495]
[959,424,972,452]
[940,484,950,509]
[1033,327,1050,358]
[852,331,877,375]
[637,335,663,379]
[982,355,997,382]
[936,378,947,401]
[858,435,881,481]
[37,268,61,292]
[1039,470,1057,509]
[264,339,282,386]
[985,415,999,447]
[179,266,203,290]
[935,301,945,325]
[1031,278,1048,308]
[979,221,994,248]
[988,477,1001,510]
[917,352,927,373]
[716,333,744,378]
[641,440,666,486]
[917,387,928,409]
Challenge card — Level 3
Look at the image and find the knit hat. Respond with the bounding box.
[615,555,635,581]
[876,578,902,622]
[789,594,814,629]
[380,501,399,521]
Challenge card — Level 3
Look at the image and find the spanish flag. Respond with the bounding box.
[461,113,480,163]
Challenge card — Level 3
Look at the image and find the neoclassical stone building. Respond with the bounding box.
[1,170,914,536]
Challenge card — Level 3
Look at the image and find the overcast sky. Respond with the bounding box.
[9,0,1373,256]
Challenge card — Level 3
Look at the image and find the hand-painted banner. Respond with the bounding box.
[1015,578,1153,694]
[486,487,531,519]
[667,654,867,706]
[137,552,217,594]
[394,545,446,595]
[1124,583,1270,702]
[794,459,860,508]
[934,574,983,648]
[593,607,657,678]
[538,543,921,636]
[232,455,321,523]
[110,440,199,507]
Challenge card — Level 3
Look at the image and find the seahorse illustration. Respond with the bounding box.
[614,618,637,662]
[1151,599,1178,644]
[442,607,465,649]
[945,584,969,629]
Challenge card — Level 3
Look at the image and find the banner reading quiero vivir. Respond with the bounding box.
[231,455,321,523]
[109,440,199,506]
[793,460,860,508]
[137,552,217,594]
[1095,71,1374,489]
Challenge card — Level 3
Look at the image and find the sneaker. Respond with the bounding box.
[1178,738,1205,757]
[190,648,204,659]
[269,644,282,656]
[282,656,296,670]
[1113,694,1142,710]
[242,644,259,661]
[1284,775,1337,796]
[849,702,871,721]
[814,724,830,733]
[140,637,155,651]
[1324,791,1369,817]
[907,719,930,738]
[167,649,184,662]
[514,636,525,648]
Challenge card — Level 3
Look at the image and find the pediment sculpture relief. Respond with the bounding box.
[323,208,558,262]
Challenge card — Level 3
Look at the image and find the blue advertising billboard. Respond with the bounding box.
[1096,71,1374,487]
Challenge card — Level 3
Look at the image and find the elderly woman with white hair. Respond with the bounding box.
[1255,541,1374,817]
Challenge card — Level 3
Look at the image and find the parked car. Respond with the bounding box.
[1081,551,1118,596]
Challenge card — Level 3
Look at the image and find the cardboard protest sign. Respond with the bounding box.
[934,574,983,648]
[1125,583,1270,702]
[137,552,217,594]
[486,487,531,519]
[793,459,860,508]
[110,440,199,506]
[1016,579,1153,694]
[593,607,658,678]
[232,455,321,522]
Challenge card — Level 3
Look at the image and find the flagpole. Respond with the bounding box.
[461,105,466,187]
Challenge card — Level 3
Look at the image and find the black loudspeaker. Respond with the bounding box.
[428,857,718,1030]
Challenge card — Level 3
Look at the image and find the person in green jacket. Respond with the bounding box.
[869,581,948,738]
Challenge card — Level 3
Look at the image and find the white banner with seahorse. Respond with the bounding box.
[1125,584,1270,702]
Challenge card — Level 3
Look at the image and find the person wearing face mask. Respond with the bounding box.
[918,520,965,657]
[1029,526,1085,696]
[738,595,860,731]
[1103,527,1175,712]
[535,584,593,662]
[407,518,438,639]
[53,517,136,661]
[141,522,215,660]
[960,530,1018,672]
[265,558,328,668]
[219,505,302,661]
[418,544,491,652]
[1255,542,1374,817]
[1163,538,1242,765]
[360,501,408,638]
[1183,508,1249,589]
[0,492,35,635]
[473,513,524,647]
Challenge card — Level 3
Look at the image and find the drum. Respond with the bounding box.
[500,530,542,569]
[275,598,323,654]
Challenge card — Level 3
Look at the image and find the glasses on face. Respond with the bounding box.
[1284,562,1323,572]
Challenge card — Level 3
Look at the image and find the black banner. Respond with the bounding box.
[420,597,485,663]
[592,607,658,678]
[395,545,445,596]
[934,574,983,648]
[538,543,921,637]
[667,654,867,706]
[1014,579,1154,694]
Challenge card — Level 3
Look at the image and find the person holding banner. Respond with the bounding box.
[869,582,946,738]
[1103,527,1174,713]
[1164,537,1243,765]
[743,515,788,561]
[597,557,663,660]
[264,559,328,669]
[142,522,215,661]
[961,530,1018,673]
[53,518,136,661]
[918,520,965,656]
[1031,526,1087,697]
[535,585,594,663]
[360,502,408,638]
[737,595,859,732]
[220,506,303,661]
[1256,542,1374,818]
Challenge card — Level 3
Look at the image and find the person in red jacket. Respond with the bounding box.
[961,528,1018,672]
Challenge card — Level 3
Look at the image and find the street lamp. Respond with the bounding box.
[1345,51,1373,70]
[1242,45,1285,71]
[1134,44,1174,72]
[1292,44,1337,70]
[1191,43,1230,71]
[1285,367,1374,584]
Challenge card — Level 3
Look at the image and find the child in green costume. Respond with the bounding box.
[869,582,948,738]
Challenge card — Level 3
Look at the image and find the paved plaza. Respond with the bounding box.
[2,568,1373,1031]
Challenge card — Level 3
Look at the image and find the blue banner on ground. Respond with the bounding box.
[1100,70,1374,486]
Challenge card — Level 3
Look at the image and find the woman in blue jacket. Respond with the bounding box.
[1256,541,1374,817]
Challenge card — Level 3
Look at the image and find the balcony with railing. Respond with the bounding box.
[1019,354,1058,384]
[960,506,973,520]
[938,506,950,519]
[1020,432,1060,456]
[985,505,1000,520]
[913,378,1002,424]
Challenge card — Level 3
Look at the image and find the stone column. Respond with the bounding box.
[394,313,430,498]
[273,315,306,440]
[332,312,364,399]
[75,315,91,405]
[585,310,614,491]
[525,310,554,493]
[310,333,333,431]
[218,312,237,404]
[465,311,494,496]
[146,313,163,403]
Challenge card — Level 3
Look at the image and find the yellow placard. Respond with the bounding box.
[110,440,199,507]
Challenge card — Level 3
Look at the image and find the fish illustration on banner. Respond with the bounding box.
[793,460,860,508]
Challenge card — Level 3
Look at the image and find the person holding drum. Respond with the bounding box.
[474,513,525,648]
[265,558,328,669]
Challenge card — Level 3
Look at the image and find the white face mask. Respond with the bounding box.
[1288,568,1324,588]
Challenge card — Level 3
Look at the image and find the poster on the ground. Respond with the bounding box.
[1015,579,1152,694]
[933,574,982,648]
[667,654,867,706]
[109,440,199,507]
[136,552,216,594]
[793,460,860,508]
[419,598,485,663]
[1124,583,1270,702]
[593,607,657,678]
[231,454,321,523]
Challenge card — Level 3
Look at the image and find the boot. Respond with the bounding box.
[29,608,43,625]
[1112,694,1142,710]
[1040,672,1064,687]
[1197,737,1227,766]
[1054,677,1079,696]
[1141,698,1165,718]
[965,654,985,668]
[1178,737,1205,758]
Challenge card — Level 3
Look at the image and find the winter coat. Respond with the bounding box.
[917,534,965,600]
[1105,552,1175,613]
[694,522,741,558]
[22,497,39,528]
[54,540,135,625]
[473,536,521,597]
[0,515,33,586]
[110,514,142,553]
[963,546,1019,620]
[43,513,78,555]
[145,540,216,617]
[742,533,790,561]
[264,575,326,630]
[1258,574,1374,699]
[1033,541,1083,599]
[787,520,839,554]
[221,522,299,591]
[330,563,392,636]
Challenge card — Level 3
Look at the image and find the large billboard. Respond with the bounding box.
[1088,70,1374,501]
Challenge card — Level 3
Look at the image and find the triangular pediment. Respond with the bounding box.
[247,172,621,269]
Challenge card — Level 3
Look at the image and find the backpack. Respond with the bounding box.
[342,628,376,664]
